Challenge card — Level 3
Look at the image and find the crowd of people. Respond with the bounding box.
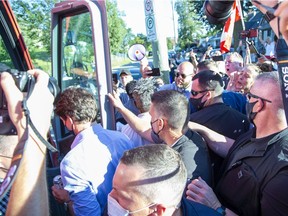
[1,0,288,215]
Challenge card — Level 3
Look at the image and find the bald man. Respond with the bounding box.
[158,61,195,99]
[187,71,288,215]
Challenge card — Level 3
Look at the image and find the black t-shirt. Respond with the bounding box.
[189,103,250,186]
[173,135,212,186]
[216,128,288,216]
[189,103,250,140]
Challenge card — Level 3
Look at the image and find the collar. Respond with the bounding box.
[171,135,188,148]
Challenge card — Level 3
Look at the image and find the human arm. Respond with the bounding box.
[1,69,54,215]
[226,71,242,92]
[108,93,153,142]
[60,142,112,216]
[274,0,288,44]
[252,0,281,39]
[52,186,70,203]
[199,47,211,62]
[186,177,238,216]
[188,121,234,158]
[189,51,198,69]
[51,187,75,216]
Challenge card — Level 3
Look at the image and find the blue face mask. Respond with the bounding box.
[107,194,156,216]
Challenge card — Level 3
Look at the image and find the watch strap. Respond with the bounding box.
[264,11,275,23]
[264,3,279,23]
[216,205,226,215]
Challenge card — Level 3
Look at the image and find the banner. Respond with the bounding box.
[220,0,243,53]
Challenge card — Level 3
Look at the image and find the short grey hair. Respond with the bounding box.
[120,144,187,206]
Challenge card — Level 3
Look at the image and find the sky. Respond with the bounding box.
[116,0,178,38]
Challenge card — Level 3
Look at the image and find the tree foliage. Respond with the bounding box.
[175,0,207,50]
[129,33,151,51]
[106,0,129,54]
[11,0,57,54]
[11,0,131,56]
[175,0,257,50]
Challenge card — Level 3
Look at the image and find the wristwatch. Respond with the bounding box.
[264,3,280,23]
[216,205,226,215]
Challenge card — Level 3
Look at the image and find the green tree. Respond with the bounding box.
[106,0,128,54]
[11,0,129,56]
[175,0,206,50]
[129,33,152,52]
[175,0,257,50]
[11,0,57,54]
[167,38,174,50]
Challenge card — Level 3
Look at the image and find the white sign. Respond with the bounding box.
[144,0,154,16]
[145,15,157,41]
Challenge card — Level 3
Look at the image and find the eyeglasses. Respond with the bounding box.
[175,72,193,79]
[190,89,214,97]
[150,119,158,126]
[247,92,272,103]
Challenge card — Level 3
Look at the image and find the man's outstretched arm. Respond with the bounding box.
[188,121,235,158]
[108,93,153,142]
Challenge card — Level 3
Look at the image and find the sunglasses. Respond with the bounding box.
[190,89,209,96]
[175,72,193,79]
[246,92,272,103]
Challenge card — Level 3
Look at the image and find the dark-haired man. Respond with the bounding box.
[117,69,134,104]
[108,90,212,185]
[121,78,157,146]
[52,87,134,216]
[189,70,250,186]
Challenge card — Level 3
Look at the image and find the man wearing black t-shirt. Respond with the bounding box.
[189,70,250,186]
[187,72,288,216]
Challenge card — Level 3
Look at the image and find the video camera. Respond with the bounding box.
[204,0,235,24]
[0,69,59,135]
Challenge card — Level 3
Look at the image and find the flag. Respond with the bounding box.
[220,0,243,53]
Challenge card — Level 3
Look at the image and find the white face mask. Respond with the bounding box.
[107,194,156,216]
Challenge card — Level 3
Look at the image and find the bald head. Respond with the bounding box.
[178,61,195,74]
[175,61,195,89]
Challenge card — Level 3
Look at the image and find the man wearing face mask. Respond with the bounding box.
[186,71,288,216]
[52,87,135,216]
[106,144,220,216]
[108,90,212,185]
[189,70,250,187]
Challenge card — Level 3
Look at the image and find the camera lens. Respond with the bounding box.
[204,0,234,24]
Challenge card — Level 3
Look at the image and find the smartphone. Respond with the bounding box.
[147,68,160,76]
[212,55,224,62]
[112,73,118,83]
